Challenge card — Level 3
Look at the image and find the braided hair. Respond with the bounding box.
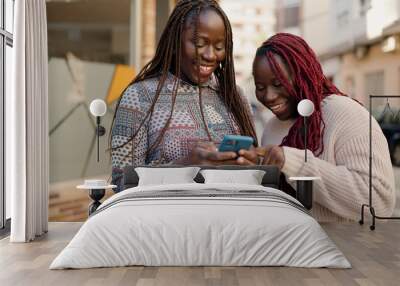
[256,33,344,155]
[109,0,257,160]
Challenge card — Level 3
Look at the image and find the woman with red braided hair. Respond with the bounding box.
[238,33,395,222]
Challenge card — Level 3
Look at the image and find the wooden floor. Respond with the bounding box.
[0,221,399,286]
[49,177,113,222]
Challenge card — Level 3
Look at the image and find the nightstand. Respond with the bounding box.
[288,177,320,210]
[77,183,116,215]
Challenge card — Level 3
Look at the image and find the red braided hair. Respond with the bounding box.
[258,33,344,155]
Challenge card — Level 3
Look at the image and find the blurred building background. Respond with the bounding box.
[46,0,400,221]
[276,0,400,107]
[219,0,276,140]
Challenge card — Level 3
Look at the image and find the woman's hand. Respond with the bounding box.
[186,142,238,165]
[235,146,262,165]
[237,145,285,170]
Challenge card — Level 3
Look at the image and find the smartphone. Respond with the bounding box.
[218,135,254,152]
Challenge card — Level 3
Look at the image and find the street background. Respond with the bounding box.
[44,0,400,220]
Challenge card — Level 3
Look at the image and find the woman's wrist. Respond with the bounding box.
[174,155,192,165]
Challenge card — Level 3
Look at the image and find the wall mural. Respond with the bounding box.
[48,53,134,183]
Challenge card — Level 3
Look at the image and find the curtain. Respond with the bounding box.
[7,0,49,242]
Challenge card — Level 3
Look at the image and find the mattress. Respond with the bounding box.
[50,183,350,269]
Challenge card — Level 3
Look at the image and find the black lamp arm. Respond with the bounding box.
[95,116,106,162]
[304,116,308,162]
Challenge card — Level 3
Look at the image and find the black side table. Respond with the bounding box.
[77,184,116,215]
[88,189,105,215]
[288,177,320,210]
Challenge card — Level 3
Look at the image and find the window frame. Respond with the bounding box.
[0,0,14,233]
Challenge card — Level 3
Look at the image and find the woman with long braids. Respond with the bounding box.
[110,0,257,192]
[238,33,395,222]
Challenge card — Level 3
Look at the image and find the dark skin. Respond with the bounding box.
[179,9,237,165]
[236,53,298,169]
[180,9,227,85]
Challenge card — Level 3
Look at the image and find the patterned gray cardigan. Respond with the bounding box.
[111,73,246,192]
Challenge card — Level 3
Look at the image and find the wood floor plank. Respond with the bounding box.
[204,267,221,279]
[117,267,143,286]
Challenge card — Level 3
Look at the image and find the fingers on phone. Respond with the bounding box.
[238,149,258,163]
[237,156,255,165]
[214,151,237,161]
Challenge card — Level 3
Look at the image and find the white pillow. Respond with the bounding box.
[200,169,265,185]
[135,167,200,186]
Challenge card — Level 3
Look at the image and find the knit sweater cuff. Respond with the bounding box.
[281,146,312,177]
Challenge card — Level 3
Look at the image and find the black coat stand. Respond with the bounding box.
[359,95,400,230]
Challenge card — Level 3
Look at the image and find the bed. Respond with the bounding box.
[50,165,350,269]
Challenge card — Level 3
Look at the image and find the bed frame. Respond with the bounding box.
[122,165,314,210]
[122,165,281,190]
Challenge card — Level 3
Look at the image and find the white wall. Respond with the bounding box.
[329,0,400,48]
[302,0,330,55]
[366,0,399,39]
[329,0,366,48]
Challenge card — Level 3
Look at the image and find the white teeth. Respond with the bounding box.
[270,104,283,111]
[199,66,212,73]
[270,101,288,112]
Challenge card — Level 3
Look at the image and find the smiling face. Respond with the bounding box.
[253,54,298,120]
[180,8,226,85]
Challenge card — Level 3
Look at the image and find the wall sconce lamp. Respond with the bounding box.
[89,99,107,162]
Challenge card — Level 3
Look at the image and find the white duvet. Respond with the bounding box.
[50,183,350,269]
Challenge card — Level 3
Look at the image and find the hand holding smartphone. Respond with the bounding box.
[218,135,254,153]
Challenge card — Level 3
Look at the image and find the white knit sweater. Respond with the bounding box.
[261,95,396,222]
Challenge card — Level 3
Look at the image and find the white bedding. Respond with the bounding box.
[50,183,350,269]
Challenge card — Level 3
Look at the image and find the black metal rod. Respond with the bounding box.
[304,116,307,162]
[374,213,400,220]
[370,95,400,98]
[96,117,100,162]
[369,95,372,207]
[97,133,99,162]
